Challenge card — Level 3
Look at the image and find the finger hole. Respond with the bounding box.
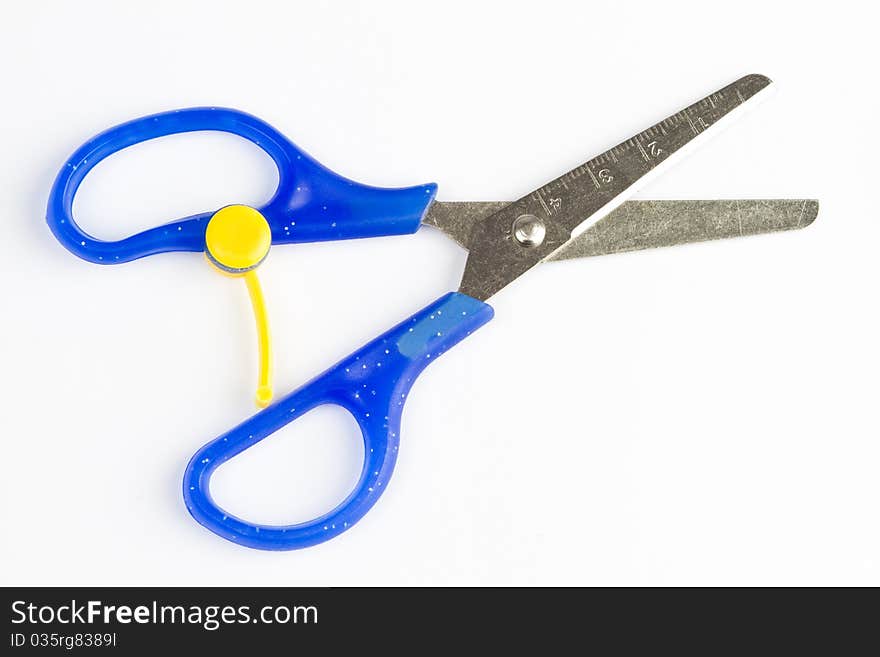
[208,404,364,526]
[72,131,278,241]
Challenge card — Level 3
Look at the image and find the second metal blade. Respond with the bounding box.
[423,199,818,259]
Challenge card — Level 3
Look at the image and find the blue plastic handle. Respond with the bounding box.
[183,292,494,550]
[46,107,437,264]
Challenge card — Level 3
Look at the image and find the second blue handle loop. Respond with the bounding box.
[184,292,494,550]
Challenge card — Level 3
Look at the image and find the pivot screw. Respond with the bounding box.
[512,214,546,248]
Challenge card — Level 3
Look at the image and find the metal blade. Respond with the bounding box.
[423,199,818,259]
[457,74,773,301]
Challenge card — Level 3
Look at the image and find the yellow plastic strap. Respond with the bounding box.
[244,269,273,408]
[204,205,275,408]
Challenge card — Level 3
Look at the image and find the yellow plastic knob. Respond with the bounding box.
[205,205,272,273]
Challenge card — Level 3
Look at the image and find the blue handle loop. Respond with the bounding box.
[47,107,437,264]
[183,292,494,550]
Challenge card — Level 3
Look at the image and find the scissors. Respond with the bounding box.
[47,74,817,550]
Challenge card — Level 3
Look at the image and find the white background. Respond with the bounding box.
[1,1,877,586]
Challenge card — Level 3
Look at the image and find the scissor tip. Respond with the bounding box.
[800,200,819,227]
[745,73,773,87]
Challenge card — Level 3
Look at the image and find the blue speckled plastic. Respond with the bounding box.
[183,292,494,550]
[46,107,437,264]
